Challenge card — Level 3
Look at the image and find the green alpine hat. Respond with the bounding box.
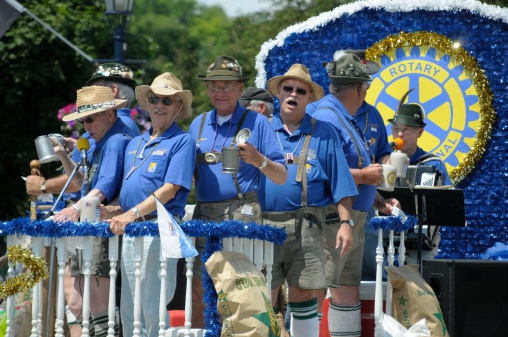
[198,55,250,82]
[326,53,371,85]
[388,104,427,127]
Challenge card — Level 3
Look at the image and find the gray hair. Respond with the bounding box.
[329,82,367,99]
[249,99,274,114]
[95,79,135,107]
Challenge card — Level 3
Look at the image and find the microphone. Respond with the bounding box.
[390,138,404,151]
[77,138,90,174]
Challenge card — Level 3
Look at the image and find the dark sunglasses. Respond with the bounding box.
[282,85,308,96]
[148,96,178,106]
[77,112,103,125]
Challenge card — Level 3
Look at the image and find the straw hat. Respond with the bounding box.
[135,72,193,120]
[266,64,324,102]
[86,63,137,89]
[62,86,127,122]
[326,53,371,85]
[197,55,250,82]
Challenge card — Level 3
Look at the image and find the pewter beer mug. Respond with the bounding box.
[222,147,240,174]
[35,135,59,164]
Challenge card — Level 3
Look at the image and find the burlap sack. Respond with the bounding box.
[386,265,449,337]
[205,251,281,337]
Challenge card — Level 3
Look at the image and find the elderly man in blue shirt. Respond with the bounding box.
[260,63,357,337]
[104,72,196,337]
[188,55,288,328]
[54,85,135,336]
[307,53,400,337]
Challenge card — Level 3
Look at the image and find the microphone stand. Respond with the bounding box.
[44,162,82,219]
[43,162,82,337]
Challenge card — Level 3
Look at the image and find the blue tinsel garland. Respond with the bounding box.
[368,215,417,232]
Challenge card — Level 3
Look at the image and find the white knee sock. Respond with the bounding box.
[289,298,319,337]
[328,301,361,337]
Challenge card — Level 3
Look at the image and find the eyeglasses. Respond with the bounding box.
[392,126,418,134]
[77,112,104,125]
[282,85,308,96]
[148,96,179,106]
[208,84,238,92]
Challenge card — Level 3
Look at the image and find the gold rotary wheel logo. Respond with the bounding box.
[365,31,495,185]
[387,170,397,186]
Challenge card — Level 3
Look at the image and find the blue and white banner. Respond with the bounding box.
[156,198,198,259]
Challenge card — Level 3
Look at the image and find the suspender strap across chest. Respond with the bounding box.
[196,109,250,199]
[295,117,316,208]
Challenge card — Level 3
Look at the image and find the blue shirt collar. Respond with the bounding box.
[209,103,248,126]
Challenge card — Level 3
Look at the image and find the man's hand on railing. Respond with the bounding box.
[53,205,79,222]
[108,211,137,235]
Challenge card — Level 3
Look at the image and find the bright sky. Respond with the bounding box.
[196,0,273,17]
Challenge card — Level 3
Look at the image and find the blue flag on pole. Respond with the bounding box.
[156,198,198,259]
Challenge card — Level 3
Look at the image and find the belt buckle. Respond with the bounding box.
[204,152,219,163]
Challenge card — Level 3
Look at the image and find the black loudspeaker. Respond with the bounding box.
[422,259,508,337]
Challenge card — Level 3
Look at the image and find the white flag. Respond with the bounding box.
[156,198,197,259]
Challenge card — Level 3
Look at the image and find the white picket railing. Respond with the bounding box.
[1,219,280,337]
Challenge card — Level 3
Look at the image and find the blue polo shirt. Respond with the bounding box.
[189,103,286,203]
[411,147,452,186]
[355,101,392,163]
[259,114,357,212]
[307,94,377,212]
[119,124,195,218]
[80,119,133,203]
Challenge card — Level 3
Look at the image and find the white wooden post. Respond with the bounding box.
[107,235,119,337]
[54,238,67,337]
[133,237,144,337]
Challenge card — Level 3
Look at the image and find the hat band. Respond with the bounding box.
[77,100,116,114]
[207,70,241,78]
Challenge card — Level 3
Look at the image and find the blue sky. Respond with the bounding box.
[196,0,273,17]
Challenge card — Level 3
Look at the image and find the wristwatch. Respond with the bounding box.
[129,207,140,219]
[258,156,268,170]
[41,180,47,194]
[340,219,354,227]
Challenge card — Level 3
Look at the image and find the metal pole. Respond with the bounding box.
[114,17,126,63]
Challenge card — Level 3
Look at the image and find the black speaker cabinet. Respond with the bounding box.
[422,259,508,337]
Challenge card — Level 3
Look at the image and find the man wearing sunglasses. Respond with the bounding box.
[51,85,136,336]
[259,63,357,337]
[189,55,288,328]
[25,63,140,199]
[306,53,400,337]
[102,72,195,337]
